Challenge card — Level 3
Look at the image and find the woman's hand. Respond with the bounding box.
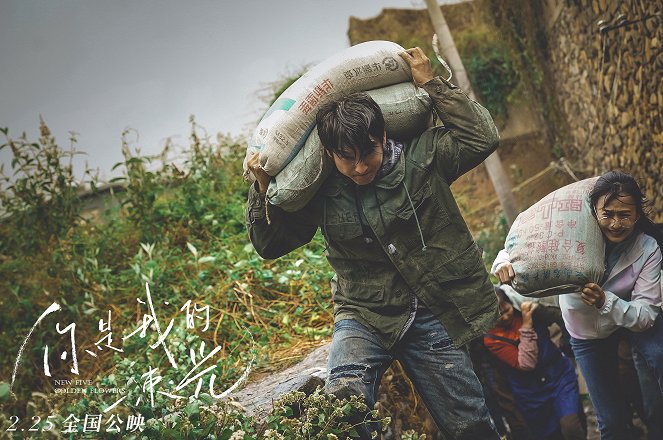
[494,262,515,284]
[581,283,606,309]
[247,152,271,193]
[520,301,538,329]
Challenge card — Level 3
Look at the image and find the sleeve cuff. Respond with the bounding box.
[491,249,511,274]
[247,183,267,223]
[422,75,457,88]
[421,76,458,96]
[518,326,538,340]
[598,291,617,315]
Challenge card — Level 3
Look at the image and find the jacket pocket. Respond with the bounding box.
[431,243,494,322]
[333,275,385,304]
[324,221,363,242]
[432,242,484,282]
[393,182,451,242]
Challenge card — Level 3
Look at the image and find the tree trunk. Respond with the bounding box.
[425,0,519,226]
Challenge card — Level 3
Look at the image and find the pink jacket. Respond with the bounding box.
[484,316,539,371]
[493,232,662,340]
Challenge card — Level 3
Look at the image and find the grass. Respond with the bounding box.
[0,119,377,439]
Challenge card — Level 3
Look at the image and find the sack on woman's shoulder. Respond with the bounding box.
[505,177,605,297]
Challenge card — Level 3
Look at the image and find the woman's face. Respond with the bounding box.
[594,192,640,244]
[497,300,514,328]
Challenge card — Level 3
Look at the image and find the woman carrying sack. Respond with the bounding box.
[492,171,663,440]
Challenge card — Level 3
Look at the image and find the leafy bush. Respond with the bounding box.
[110,128,162,242]
[0,119,343,438]
[0,121,96,254]
[476,212,509,277]
[264,388,390,439]
[455,25,520,123]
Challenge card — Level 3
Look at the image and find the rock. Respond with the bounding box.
[616,89,629,108]
[227,344,330,419]
[612,136,622,149]
[603,74,612,94]
[592,0,600,15]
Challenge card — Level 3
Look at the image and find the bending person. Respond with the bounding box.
[484,289,585,440]
[492,171,662,440]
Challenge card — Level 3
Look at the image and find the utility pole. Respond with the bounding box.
[424,0,519,225]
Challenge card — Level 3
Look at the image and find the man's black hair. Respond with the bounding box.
[315,92,385,160]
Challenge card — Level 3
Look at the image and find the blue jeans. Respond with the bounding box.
[629,312,663,437]
[632,349,663,437]
[629,311,663,394]
[570,333,632,440]
[326,308,499,440]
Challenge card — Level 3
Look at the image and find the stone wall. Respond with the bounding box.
[540,0,662,220]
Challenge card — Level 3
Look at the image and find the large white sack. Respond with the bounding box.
[266,82,433,212]
[504,177,605,298]
[265,129,331,212]
[247,40,412,177]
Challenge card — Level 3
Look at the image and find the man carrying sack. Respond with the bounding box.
[246,47,501,439]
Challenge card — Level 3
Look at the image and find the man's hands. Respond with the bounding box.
[399,47,434,87]
[581,283,606,309]
[494,262,515,284]
[247,152,271,193]
[520,301,538,329]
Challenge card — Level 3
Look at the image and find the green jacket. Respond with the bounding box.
[246,77,499,349]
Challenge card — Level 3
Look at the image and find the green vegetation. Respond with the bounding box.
[0,119,399,438]
[393,25,519,127]
[476,213,509,279]
[0,121,96,254]
[455,24,520,123]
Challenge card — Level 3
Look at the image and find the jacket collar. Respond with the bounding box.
[374,151,405,189]
[606,232,649,281]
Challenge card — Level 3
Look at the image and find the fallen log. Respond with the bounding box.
[227,343,330,419]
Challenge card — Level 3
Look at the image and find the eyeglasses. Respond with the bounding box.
[597,215,634,227]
